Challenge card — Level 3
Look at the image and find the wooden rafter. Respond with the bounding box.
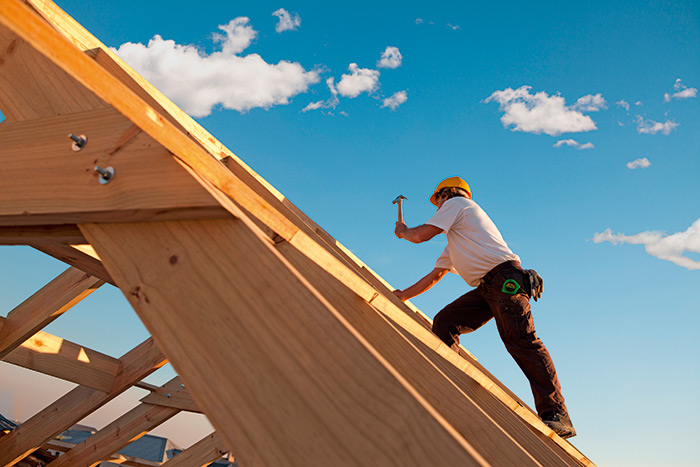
[160,432,230,467]
[0,338,166,466]
[1,327,120,392]
[46,378,184,467]
[0,267,102,358]
[31,243,114,285]
[139,377,201,414]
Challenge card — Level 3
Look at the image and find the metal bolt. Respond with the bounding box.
[180,384,185,390]
[94,166,115,184]
[68,133,87,151]
[166,393,171,398]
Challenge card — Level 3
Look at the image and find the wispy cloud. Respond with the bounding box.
[572,93,607,112]
[301,77,339,113]
[415,18,424,25]
[664,78,697,102]
[593,218,700,270]
[337,63,380,98]
[635,116,678,135]
[381,91,407,110]
[484,86,599,136]
[377,47,402,69]
[626,157,651,169]
[113,18,319,116]
[616,100,630,111]
[553,139,594,149]
[272,8,301,33]
[447,23,461,30]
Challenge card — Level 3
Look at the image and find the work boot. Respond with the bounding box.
[540,411,576,439]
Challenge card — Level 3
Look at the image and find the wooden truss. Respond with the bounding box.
[0,1,596,466]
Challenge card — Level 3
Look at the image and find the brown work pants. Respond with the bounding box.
[432,262,567,415]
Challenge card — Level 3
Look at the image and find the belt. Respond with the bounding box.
[480,260,521,285]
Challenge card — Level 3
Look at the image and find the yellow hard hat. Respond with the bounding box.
[429,176,471,206]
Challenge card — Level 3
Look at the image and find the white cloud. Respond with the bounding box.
[213,17,257,55]
[616,100,630,111]
[447,23,461,30]
[301,77,339,113]
[626,157,651,169]
[415,18,424,24]
[272,8,301,33]
[484,86,598,136]
[113,18,320,117]
[635,101,643,106]
[553,139,594,149]
[337,63,380,98]
[572,93,607,112]
[381,90,407,110]
[664,78,697,102]
[593,218,700,270]
[377,47,402,69]
[635,116,678,135]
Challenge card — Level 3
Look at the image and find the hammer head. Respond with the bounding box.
[392,195,407,205]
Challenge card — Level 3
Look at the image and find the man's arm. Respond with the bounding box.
[393,267,450,301]
[394,222,443,243]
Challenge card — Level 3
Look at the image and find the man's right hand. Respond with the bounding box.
[394,221,408,239]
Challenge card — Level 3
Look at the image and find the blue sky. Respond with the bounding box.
[1,0,698,465]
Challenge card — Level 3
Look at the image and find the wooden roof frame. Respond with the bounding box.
[0,1,595,465]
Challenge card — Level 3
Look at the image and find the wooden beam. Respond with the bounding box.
[0,108,228,226]
[31,243,114,285]
[0,225,86,245]
[44,439,162,467]
[0,338,166,466]
[139,376,201,413]
[1,328,120,392]
[47,379,183,467]
[0,267,103,358]
[161,432,229,467]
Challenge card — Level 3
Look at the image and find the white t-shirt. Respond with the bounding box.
[426,197,520,287]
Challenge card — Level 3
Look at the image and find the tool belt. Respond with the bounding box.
[481,261,544,301]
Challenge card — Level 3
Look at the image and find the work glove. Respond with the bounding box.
[527,269,543,302]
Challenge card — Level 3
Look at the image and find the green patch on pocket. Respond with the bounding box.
[501,279,521,295]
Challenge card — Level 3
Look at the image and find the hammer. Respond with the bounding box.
[392,195,407,223]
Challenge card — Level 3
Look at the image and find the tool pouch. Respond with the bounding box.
[525,269,544,301]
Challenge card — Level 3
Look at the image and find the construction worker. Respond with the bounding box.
[393,176,576,439]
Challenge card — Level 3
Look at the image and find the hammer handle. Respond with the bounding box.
[397,200,404,223]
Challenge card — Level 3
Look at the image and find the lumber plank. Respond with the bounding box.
[0,108,228,226]
[0,338,166,466]
[139,376,201,413]
[161,432,229,467]
[0,225,86,245]
[44,439,162,467]
[1,327,120,392]
[47,380,182,467]
[32,243,114,285]
[0,267,103,358]
[82,219,488,467]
